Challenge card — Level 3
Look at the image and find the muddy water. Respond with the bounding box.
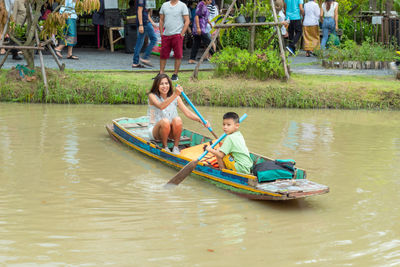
[0,103,399,266]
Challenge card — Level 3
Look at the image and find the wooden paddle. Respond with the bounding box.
[180,91,219,139]
[166,113,248,186]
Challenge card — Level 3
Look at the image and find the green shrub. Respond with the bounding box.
[317,38,397,62]
[210,46,285,80]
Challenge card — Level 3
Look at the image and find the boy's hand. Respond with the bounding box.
[206,146,214,153]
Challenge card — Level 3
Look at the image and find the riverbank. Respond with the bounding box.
[1,69,400,109]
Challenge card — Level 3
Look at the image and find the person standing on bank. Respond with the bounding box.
[284,0,304,56]
[188,0,214,64]
[7,0,26,60]
[302,0,320,56]
[158,0,190,81]
[320,0,338,49]
[132,0,157,68]
[92,0,105,51]
[54,0,79,60]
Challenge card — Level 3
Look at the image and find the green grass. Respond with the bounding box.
[1,69,399,109]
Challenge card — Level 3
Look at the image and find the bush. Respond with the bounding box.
[210,46,285,80]
[317,38,397,62]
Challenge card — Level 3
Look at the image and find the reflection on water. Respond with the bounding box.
[0,103,399,266]
[63,117,80,182]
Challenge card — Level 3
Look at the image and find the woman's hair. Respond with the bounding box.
[325,0,333,11]
[149,74,173,98]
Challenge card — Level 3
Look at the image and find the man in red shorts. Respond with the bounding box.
[158,0,190,81]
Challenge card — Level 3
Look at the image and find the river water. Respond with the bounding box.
[0,103,399,266]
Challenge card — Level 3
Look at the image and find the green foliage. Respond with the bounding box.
[210,46,285,80]
[339,17,375,44]
[220,27,250,49]
[316,38,397,62]
[395,0,400,12]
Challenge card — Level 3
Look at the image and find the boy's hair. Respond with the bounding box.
[223,112,239,123]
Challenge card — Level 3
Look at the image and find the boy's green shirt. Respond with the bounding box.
[219,131,253,174]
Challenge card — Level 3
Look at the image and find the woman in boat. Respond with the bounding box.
[148,74,210,154]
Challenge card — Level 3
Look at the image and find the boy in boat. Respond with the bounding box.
[206,112,253,174]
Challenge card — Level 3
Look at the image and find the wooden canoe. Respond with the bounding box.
[106,117,329,201]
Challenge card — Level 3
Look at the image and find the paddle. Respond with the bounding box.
[166,113,247,186]
[180,90,219,139]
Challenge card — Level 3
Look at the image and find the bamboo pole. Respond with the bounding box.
[0,8,11,45]
[47,44,65,71]
[29,4,48,96]
[0,45,45,50]
[0,50,11,69]
[270,0,290,80]
[250,0,257,53]
[192,0,237,80]
[214,21,284,28]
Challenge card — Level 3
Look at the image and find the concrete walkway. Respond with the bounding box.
[0,47,395,76]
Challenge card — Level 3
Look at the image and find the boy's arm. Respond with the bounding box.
[206,146,225,159]
[206,146,226,170]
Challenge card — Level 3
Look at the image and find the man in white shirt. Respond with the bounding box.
[158,0,190,81]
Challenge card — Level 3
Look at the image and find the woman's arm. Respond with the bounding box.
[320,4,324,23]
[148,86,182,110]
[334,3,338,31]
[177,96,202,122]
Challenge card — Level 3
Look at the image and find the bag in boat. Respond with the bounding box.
[253,159,296,182]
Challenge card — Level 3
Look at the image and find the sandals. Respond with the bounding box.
[132,63,146,68]
[67,55,79,60]
[140,58,153,67]
[54,49,63,59]
[188,59,197,64]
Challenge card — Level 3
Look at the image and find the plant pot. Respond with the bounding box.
[374,61,381,69]
[235,15,246,24]
[245,16,251,23]
[256,16,266,22]
[356,61,362,69]
[365,61,372,69]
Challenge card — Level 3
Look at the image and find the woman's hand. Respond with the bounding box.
[197,28,202,35]
[175,85,183,96]
[202,120,211,128]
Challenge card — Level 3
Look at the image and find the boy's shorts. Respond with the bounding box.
[160,34,183,59]
[223,154,236,172]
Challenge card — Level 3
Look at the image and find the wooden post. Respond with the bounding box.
[270,0,290,80]
[0,50,11,69]
[192,0,237,80]
[47,44,65,71]
[29,4,48,96]
[214,21,284,28]
[250,0,257,53]
[0,10,11,45]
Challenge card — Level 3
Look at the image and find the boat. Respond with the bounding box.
[106,117,329,200]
